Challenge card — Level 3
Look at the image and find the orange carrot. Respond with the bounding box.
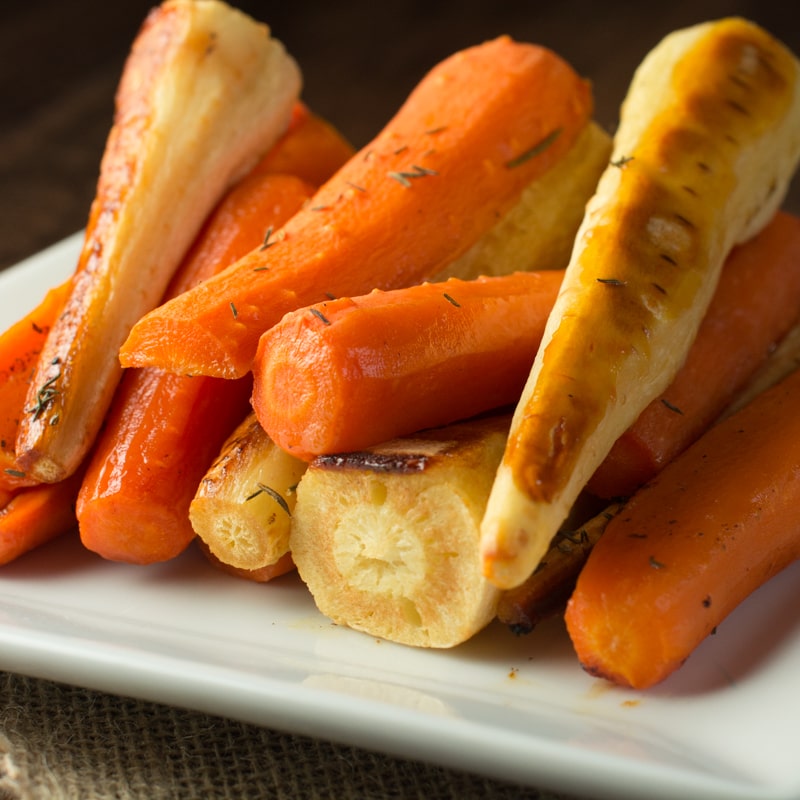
[0,279,71,492]
[252,270,565,460]
[588,211,800,499]
[565,365,800,689]
[251,102,356,187]
[77,173,314,564]
[0,468,85,565]
[120,36,593,379]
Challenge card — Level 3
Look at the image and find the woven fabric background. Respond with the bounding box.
[0,672,575,800]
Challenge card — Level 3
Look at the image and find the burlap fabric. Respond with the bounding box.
[0,672,573,800]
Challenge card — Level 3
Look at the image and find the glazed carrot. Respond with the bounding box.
[0,279,71,492]
[15,0,301,484]
[0,468,85,566]
[481,19,800,589]
[120,36,594,379]
[77,173,314,564]
[588,210,800,499]
[565,364,800,690]
[252,269,565,460]
[250,102,356,187]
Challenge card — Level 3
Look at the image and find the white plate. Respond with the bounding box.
[2,235,800,800]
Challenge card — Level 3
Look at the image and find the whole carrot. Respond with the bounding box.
[77,173,314,564]
[252,270,564,460]
[565,364,800,690]
[0,279,71,492]
[588,210,800,498]
[120,36,593,379]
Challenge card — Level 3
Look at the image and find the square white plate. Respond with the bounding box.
[1,235,799,800]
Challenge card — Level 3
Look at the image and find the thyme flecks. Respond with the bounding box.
[505,128,561,169]
[443,293,460,307]
[28,371,61,421]
[611,155,634,168]
[388,164,439,188]
[4,468,25,478]
[661,398,684,415]
[309,307,331,326]
[649,556,666,570]
[230,302,238,319]
[555,526,590,553]
[260,226,275,251]
[596,278,627,287]
[245,482,292,516]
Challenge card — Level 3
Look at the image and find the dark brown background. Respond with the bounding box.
[1,0,798,272]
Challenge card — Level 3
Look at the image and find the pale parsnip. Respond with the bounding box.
[190,413,307,571]
[430,121,611,281]
[16,0,300,483]
[290,415,510,648]
[481,17,800,589]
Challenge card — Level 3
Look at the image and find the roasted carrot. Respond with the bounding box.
[0,279,71,492]
[250,102,356,187]
[253,269,564,460]
[77,173,314,564]
[588,210,800,499]
[481,18,800,589]
[189,411,307,571]
[0,468,85,566]
[15,0,301,484]
[565,364,800,690]
[120,36,594,379]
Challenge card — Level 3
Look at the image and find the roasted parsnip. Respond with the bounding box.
[189,412,307,571]
[290,414,510,648]
[481,18,800,589]
[15,0,301,483]
[430,121,611,281]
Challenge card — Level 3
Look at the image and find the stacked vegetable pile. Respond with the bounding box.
[2,1,800,690]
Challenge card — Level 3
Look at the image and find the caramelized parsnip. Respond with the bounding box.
[481,18,800,589]
[16,0,300,483]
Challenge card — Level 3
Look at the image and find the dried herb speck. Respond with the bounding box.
[506,128,561,169]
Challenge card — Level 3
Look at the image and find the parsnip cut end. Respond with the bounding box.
[290,415,510,647]
[189,413,307,571]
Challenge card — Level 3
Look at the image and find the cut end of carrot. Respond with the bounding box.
[119,317,242,380]
[564,591,677,690]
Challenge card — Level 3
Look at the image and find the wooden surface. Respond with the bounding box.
[1,0,798,271]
